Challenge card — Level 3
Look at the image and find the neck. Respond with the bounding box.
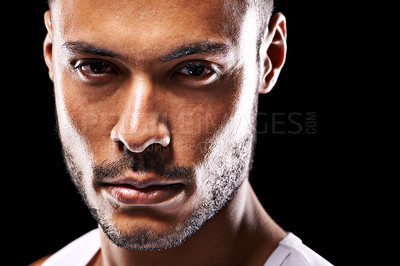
[94,179,286,266]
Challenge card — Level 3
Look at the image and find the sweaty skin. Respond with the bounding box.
[41,0,287,265]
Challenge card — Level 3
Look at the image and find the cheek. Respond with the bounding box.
[68,105,120,159]
[167,95,236,165]
[55,78,118,157]
[172,104,228,138]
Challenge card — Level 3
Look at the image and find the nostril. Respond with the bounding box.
[110,130,120,143]
[117,141,126,152]
[127,137,165,153]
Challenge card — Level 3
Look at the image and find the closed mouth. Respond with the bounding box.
[102,177,185,206]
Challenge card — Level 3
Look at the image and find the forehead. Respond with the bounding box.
[51,0,247,60]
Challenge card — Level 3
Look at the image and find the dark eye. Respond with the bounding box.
[72,59,118,84]
[85,61,108,74]
[178,63,212,77]
[76,60,114,75]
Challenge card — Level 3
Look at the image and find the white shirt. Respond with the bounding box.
[42,229,100,266]
[263,233,333,266]
[42,229,332,266]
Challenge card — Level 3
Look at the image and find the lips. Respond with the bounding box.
[102,177,185,206]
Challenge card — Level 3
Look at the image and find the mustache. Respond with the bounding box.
[93,151,194,183]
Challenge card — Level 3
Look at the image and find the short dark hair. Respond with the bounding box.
[246,0,275,52]
[47,0,274,24]
[253,0,275,34]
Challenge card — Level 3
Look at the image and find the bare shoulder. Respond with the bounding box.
[29,254,52,266]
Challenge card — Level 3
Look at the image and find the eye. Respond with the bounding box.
[74,60,115,74]
[178,63,212,77]
[172,62,221,86]
[175,63,217,79]
[73,59,117,83]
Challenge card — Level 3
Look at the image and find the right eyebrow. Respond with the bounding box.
[62,41,121,59]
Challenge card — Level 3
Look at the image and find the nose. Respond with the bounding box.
[110,76,170,153]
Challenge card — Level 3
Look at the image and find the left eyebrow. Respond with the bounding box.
[160,41,231,62]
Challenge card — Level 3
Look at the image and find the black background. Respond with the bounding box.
[4,1,355,265]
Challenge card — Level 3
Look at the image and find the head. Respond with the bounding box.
[43,0,286,251]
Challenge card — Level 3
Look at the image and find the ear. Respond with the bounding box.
[43,11,54,81]
[259,13,287,94]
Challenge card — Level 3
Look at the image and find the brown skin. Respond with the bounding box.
[40,0,287,265]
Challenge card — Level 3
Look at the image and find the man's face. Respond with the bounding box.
[46,0,262,250]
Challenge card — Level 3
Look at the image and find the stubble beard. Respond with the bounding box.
[60,105,257,251]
